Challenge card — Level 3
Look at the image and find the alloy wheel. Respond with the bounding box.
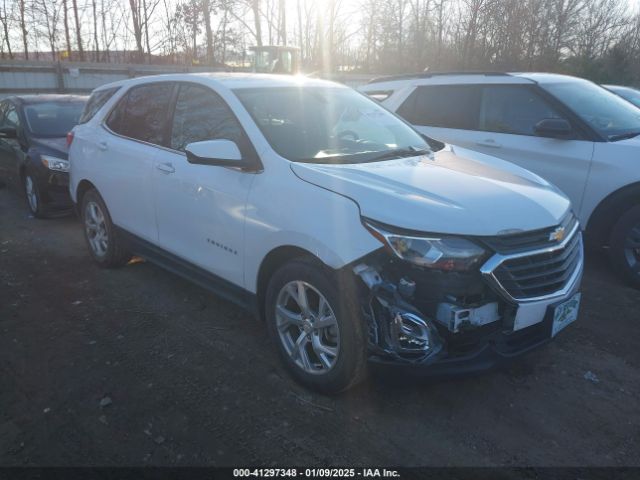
[624,223,640,274]
[275,280,340,374]
[84,201,109,257]
[24,176,38,213]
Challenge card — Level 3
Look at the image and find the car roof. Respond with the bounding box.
[512,72,585,84]
[93,72,344,92]
[603,84,639,92]
[8,94,88,105]
[361,71,587,90]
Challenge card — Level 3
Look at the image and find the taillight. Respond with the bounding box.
[66,131,74,147]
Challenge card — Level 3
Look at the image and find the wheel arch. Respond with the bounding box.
[255,245,325,322]
[586,181,640,248]
[76,179,98,206]
[17,154,35,181]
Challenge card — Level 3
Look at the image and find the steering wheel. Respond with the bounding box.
[585,115,614,129]
[595,117,614,129]
[336,130,359,141]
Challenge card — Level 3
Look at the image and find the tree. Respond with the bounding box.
[18,0,28,59]
[0,0,13,58]
[278,0,286,44]
[175,0,201,61]
[33,0,62,59]
[202,0,214,64]
[72,0,84,60]
[129,0,145,61]
[62,0,72,59]
[252,0,262,46]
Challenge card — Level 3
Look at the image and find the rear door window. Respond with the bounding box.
[80,87,120,124]
[398,85,481,130]
[479,85,564,136]
[106,83,174,145]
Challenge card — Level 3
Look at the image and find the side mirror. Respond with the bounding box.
[534,118,573,139]
[185,139,246,168]
[0,126,17,139]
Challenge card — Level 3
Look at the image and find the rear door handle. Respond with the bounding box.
[156,162,175,174]
[476,139,502,148]
[97,141,108,151]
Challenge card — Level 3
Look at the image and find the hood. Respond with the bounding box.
[31,136,68,158]
[290,145,571,236]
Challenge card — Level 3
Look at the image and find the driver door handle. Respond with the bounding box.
[156,162,175,174]
[97,141,108,151]
[476,139,502,148]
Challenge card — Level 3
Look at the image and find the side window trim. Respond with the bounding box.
[79,87,121,125]
[398,83,482,131]
[532,85,599,141]
[167,81,262,169]
[103,81,178,149]
[396,88,419,124]
[477,84,568,138]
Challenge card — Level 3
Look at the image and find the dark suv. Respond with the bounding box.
[0,95,86,217]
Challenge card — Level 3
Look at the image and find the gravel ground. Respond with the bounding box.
[0,185,639,467]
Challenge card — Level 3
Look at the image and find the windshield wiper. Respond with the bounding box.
[608,131,640,141]
[366,146,430,163]
[295,146,430,164]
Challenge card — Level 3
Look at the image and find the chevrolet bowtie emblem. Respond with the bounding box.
[549,226,565,242]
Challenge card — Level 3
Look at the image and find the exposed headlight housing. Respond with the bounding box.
[364,220,488,272]
[41,155,69,172]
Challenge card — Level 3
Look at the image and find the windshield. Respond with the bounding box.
[611,87,640,109]
[24,102,85,137]
[542,81,640,140]
[234,87,428,163]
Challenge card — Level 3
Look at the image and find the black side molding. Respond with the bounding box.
[116,227,259,317]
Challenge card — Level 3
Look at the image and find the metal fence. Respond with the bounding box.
[0,60,223,96]
[0,60,375,97]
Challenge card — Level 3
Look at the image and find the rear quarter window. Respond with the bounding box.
[398,85,481,130]
[79,87,120,124]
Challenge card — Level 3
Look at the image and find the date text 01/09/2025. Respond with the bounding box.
[232,468,401,478]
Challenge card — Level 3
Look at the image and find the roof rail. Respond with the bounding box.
[367,71,511,84]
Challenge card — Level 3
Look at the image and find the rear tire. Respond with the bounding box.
[265,258,368,394]
[608,205,640,289]
[81,189,131,268]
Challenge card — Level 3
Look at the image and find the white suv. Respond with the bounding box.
[360,73,640,288]
[69,73,582,392]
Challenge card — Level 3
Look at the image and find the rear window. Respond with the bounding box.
[79,87,120,124]
[24,102,85,137]
[398,85,480,130]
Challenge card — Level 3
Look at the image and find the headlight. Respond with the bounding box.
[364,221,487,271]
[41,155,69,172]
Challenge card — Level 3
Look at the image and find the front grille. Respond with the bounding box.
[491,229,583,300]
[483,214,578,254]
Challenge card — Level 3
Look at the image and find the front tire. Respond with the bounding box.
[609,205,640,289]
[24,172,45,218]
[81,189,131,268]
[265,258,368,393]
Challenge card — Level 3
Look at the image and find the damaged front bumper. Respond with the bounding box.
[368,293,577,377]
[354,221,584,376]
